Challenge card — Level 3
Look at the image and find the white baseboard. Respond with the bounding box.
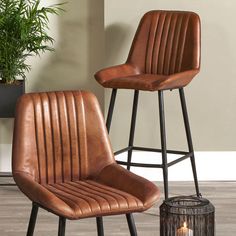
[1,144,235,181]
[0,144,12,172]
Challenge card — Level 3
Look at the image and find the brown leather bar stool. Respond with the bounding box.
[95,10,201,199]
[12,91,160,236]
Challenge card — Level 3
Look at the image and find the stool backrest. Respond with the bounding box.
[12,91,115,185]
[127,10,200,75]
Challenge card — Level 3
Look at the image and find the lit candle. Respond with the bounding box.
[177,222,193,236]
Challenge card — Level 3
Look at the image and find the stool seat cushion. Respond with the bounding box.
[95,64,199,91]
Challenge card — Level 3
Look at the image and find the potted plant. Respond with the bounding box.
[0,0,63,117]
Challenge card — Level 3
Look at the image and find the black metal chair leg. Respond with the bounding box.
[158,91,169,199]
[179,88,201,197]
[96,217,104,236]
[58,217,66,236]
[26,203,39,236]
[106,89,117,133]
[127,90,139,171]
[126,214,137,236]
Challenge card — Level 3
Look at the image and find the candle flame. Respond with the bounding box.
[183,222,187,228]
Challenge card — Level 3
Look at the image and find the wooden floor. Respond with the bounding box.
[0,180,236,235]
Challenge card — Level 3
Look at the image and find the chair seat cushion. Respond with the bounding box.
[43,180,144,219]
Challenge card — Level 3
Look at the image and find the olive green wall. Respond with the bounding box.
[0,0,104,171]
[104,0,236,151]
[1,0,236,172]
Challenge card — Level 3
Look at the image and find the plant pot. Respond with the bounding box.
[0,80,25,118]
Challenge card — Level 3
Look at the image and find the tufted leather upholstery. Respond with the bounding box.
[12,91,159,220]
[95,10,200,91]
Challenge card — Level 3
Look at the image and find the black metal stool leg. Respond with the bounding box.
[27,203,39,236]
[58,217,66,236]
[179,88,200,197]
[127,90,139,170]
[126,214,137,236]
[106,89,117,133]
[96,217,104,236]
[158,91,169,199]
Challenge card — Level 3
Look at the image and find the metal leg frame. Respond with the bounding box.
[126,214,137,236]
[106,89,117,133]
[96,217,104,236]
[27,203,39,236]
[106,88,200,198]
[58,217,66,236]
[127,90,139,170]
[179,88,201,197]
[158,91,169,199]
[26,203,139,235]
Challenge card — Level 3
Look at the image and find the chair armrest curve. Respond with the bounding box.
[94,64,141,85]
[95,163,160,209]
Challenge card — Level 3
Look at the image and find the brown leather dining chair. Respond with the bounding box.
[95,10,201,199]
[12,91,160,236]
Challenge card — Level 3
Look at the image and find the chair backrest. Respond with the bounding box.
[12,91,115,185]
[127,10,200,75]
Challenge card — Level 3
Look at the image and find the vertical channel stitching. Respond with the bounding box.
[176,14,190,72]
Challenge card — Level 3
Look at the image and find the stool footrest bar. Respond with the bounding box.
[167,153,193,167]
[114,146,132,155]
[132,146,189,155]
[116,152,193,168]
[115,146,188,155]
[116,160,163,168]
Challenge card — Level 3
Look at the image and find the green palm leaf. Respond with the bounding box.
[0,0,64,84]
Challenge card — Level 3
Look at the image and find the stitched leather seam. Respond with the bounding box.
[40,93,49,184]
[148,13,157,73]
[170,14,183,74]
[47,184,89,214]
[161,13,173,75]
[47,92,56,184]
[151,13,160,74]
[163,13,176,75]
[65,182,112,211]
[86,180,140,208]
[72,92,81,180]
[93,164,143,206]
[156,12,166,74]
[177,14,190,72]
[31,94,41,183]
[42,93,54,184]
[64,91,73,182]
[79,181,122,203]
[84,180,126,207]
[55,183,102,212]
[69,92,80,181]
[158,12,169,75]
[69,182,116,210]
[53,193,78,216]
[51,92,62,183]
[55,93,64,182]
[145,16,153,74]
[80,92,88,179]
